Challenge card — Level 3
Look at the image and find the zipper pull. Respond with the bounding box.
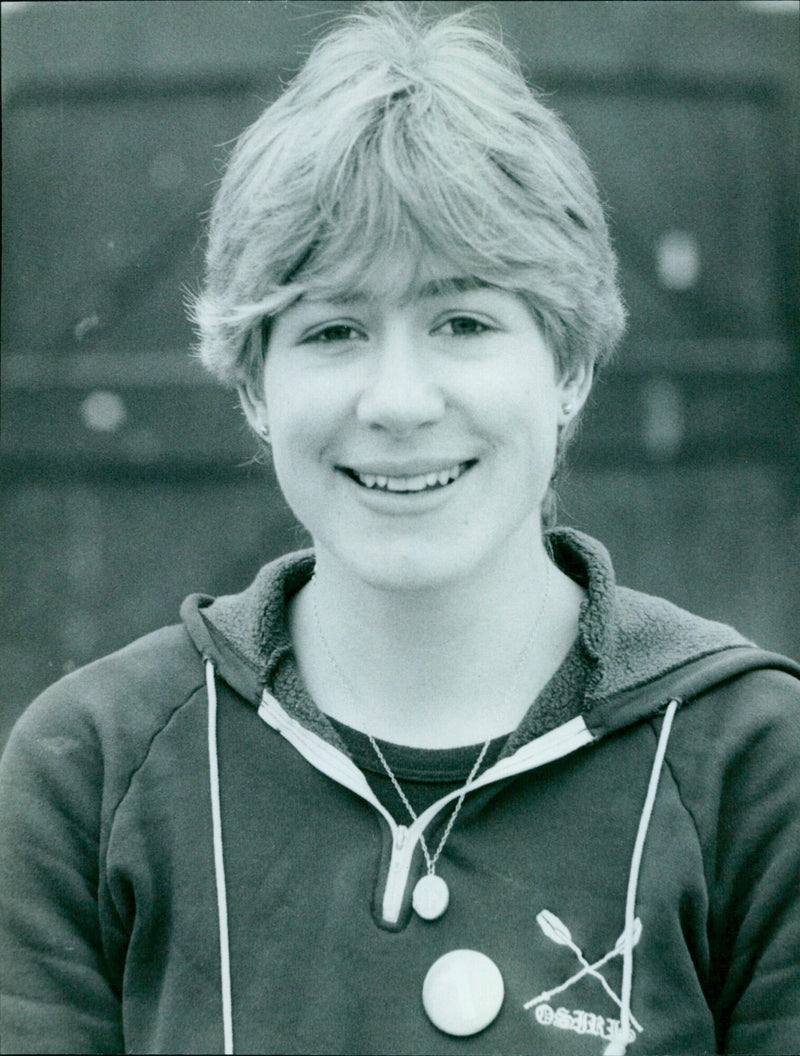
[382,824,412,924]
[394,824,408,851]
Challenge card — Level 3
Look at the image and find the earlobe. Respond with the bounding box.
[237,383,271,442]
[558,362,593,424]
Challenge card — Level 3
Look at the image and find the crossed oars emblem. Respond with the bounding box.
[524,909,643,1035]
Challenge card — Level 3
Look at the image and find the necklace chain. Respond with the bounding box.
[310,561,552,876]
[367,732,491,874]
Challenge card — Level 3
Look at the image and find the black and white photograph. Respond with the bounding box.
[1,2,799,1053]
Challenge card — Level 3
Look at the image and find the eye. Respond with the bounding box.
[434,315,492,337]
[304,323,364,344]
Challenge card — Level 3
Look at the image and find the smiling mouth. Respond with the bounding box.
[342,460,476,494]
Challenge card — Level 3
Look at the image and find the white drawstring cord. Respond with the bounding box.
[206,658,234,1055]
[604,699,679,1056]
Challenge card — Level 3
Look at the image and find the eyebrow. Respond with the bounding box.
[414,276,497,299]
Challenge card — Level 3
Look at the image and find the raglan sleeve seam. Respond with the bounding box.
[106,677,207,831]
[644,714,708,875]
[99,677,206,936]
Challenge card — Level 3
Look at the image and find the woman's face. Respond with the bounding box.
[246,262,589,593]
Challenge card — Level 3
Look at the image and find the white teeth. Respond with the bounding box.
[387,474,426,491]
[352,462,470,493]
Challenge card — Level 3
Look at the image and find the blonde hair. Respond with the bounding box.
[191,1,625,397]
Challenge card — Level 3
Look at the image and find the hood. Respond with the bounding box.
[179,528,791,745]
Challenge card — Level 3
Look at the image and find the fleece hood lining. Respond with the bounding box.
[184,528,753,748]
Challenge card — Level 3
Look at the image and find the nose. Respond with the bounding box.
[356,326,445,435]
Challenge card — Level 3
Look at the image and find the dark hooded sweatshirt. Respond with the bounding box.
[1,529,798,1055]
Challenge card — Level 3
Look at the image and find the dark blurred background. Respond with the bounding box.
[2,0,798,744]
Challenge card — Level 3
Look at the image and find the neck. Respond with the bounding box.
[291,531,584,748]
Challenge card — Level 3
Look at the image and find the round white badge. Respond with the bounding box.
[422,949,504,1037]
[412,874,450,920]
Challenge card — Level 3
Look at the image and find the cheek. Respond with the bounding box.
[263,370,350,499]
[485,377,559,446]
[264,359,326,442]
[498,394,562,498]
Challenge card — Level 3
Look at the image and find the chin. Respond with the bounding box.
[334,536,496,595]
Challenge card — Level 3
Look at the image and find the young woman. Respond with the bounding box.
[2,5,798,1054]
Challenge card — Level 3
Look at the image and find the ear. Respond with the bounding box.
[237,380,270,439]
[556,361,593,426]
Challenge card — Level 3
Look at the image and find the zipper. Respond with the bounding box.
[258,692,594,924]
[383,823,418,923]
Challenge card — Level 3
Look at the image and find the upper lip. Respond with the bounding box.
[339,459,476,477]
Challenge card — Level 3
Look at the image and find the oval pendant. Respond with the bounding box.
[412,873,449,920]
[422,949,504,1037]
